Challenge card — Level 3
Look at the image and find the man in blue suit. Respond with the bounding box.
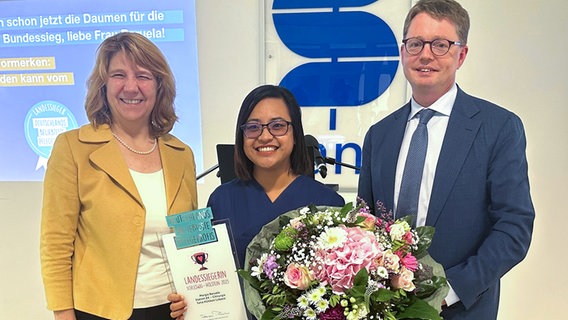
[357,0,535,319]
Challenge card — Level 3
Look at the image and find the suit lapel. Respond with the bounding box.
[427,89,481,226]
[381,104,410,210]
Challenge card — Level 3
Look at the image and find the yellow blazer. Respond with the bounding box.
[40,124,198,319]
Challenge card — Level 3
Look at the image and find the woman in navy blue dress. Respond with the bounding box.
[208,85,345,266]
[168,85,344,319]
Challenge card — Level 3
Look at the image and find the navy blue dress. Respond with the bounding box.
[207,175,345,267]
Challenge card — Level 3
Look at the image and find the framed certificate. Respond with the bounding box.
[162,221,248,319]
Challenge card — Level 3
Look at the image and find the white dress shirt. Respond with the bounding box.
[394,84,457,226]
[394,83,460,306]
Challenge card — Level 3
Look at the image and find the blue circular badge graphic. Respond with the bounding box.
[24,100,78,159]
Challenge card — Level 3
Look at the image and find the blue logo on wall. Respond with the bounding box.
[273,0,399,107]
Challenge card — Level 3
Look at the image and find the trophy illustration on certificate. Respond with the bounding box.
[161,208,247,320]
[192,252,208,271]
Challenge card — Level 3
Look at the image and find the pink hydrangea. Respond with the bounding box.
[313,225,382,293]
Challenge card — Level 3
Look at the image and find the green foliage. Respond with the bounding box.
[340,201,354,214]
[260,283,297,307]
[260,308,280,320]
[395,296,442,320]
[237,269,262,290]
[329,294,341,307]
[374,287,400,302]
[414,226,435,258]
[415,276,448,299]
[350,268,369,296]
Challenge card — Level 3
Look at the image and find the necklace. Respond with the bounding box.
[111,131,157,155]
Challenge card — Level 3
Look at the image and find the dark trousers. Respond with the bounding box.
[75,303,171,320]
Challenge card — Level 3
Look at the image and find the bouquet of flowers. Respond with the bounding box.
[238,201,448,320]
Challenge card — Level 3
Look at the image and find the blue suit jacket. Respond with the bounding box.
[358,87,535,319]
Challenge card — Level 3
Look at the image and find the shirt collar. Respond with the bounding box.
[408,83,457,120]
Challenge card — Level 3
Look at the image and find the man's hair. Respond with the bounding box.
[403,0,470,44]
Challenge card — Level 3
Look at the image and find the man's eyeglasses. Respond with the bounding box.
[240,119,292,139]
[402,38,462,56]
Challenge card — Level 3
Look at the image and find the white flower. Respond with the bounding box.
[303,307,317,320]
[297,295,309,309]
[389,222,408,241]
[250,253,268,279]
[317,227,347,250]
[376,266,389,279]
[314,285,326,296]
[250,265,261,279]
[315,299,330,312]
[307,287,324,303]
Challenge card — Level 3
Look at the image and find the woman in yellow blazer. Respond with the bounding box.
[40,32,197,320]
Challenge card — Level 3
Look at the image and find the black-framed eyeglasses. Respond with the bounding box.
[402,38,462,56]
[240,119,292,139]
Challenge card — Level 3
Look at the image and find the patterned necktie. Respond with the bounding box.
[396,108,436,222]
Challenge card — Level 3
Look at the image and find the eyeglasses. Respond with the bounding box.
[402,38,462,56]
[240,119,292,139]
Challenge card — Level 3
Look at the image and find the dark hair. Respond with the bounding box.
[85,32,177,137]
[403,0,470,45]
[233,85,312,181]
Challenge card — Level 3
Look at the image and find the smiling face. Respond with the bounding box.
[105,51,157,128]
[401,12,468,106]
[243,97,294,175]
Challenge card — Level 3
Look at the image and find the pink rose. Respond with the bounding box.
[283,263,313,290]
[376,250,400,273]
[391,267,416,292]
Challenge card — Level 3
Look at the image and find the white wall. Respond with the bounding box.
[457,2,568,319]
[1,1,565,318]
